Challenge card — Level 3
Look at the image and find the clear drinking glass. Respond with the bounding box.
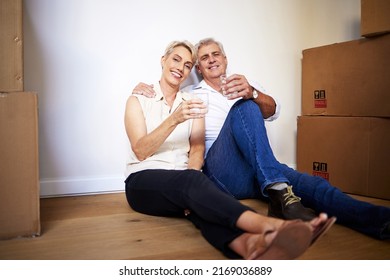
[220,74,228,96]
[220,74,235,97]
[191,90,209,115]
[220,74,239,98]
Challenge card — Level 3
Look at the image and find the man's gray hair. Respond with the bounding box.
[194,38,226,65]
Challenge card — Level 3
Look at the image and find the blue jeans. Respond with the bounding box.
[203,100,390,239]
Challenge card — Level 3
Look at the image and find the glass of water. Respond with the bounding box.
[191,90,209,115]
[220,74,228,96]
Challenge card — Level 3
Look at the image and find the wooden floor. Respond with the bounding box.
[0,192,389,260]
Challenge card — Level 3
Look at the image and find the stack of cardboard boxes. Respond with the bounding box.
[297,0,390,200]
[0,0,40,239]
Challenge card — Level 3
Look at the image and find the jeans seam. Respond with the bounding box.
[235,103,272,193]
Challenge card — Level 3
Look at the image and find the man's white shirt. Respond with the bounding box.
[182,80,281,155]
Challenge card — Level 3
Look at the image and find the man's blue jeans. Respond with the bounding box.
[203,100,390,239]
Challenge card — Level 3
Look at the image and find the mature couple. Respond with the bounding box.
[124,38,389,260]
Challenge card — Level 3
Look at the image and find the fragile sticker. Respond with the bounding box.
[314,90,327,108]
[312,161,329,181]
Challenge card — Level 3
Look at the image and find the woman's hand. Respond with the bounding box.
[171,99,207,124]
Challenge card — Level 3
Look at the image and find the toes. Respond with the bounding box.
[309,213,329,228]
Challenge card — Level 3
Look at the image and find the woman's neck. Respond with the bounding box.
[159,80,180,106]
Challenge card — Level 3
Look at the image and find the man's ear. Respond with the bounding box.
[196,64,202,75]
[161,56,165,68]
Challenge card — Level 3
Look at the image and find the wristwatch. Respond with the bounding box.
[252,89,258,99]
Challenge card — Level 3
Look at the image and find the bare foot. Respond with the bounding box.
[308,214,337,245]
[230,220,312,260]
[309,213,328,228]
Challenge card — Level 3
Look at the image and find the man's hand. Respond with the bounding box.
[132,83,156,98]
[224,74,277,119]
[224,74,254,100]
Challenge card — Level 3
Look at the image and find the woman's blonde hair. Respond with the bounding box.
[163,40,197,65]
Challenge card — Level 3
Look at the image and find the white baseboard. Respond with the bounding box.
[40,175,125,198]
[39,164,297,198]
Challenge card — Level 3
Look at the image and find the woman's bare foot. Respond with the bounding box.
[229,231,277,259]
[308,213,337,245]
[230,220,312,260]
[233,210,336,258]
[235,210,285,234]
[309,213,329,228]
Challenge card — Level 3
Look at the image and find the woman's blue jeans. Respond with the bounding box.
[203,99,390,239]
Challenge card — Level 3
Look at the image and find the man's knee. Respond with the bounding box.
[233,99,260,114]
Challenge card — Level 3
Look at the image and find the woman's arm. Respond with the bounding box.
[124,96,179,161]
[125,95,203,161]
[187,117,205,170]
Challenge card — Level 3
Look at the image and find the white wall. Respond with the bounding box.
[23,0,361,197]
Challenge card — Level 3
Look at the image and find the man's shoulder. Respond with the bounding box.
[181,84,196,93]
[181,80,207,93]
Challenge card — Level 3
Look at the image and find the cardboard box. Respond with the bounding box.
[0,0,23,92]
[296,116,390,200]
[301,34,390,117]
[361,0,390,37]
[0,92,40,239]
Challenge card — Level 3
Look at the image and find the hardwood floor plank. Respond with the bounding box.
[0,192,389,260]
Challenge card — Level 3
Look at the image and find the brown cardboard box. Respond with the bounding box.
[296,116,390,200]
[361,0,390,37]
[0,0,23,92]
[301,34,390,117]
[0,92,40,239]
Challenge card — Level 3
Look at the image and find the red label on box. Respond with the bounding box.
[312,171,329,181]
[314,99,327,108]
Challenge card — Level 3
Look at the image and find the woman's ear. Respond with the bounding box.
[161,56,165,69]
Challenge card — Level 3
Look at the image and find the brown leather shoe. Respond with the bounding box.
[267,186,317,221]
